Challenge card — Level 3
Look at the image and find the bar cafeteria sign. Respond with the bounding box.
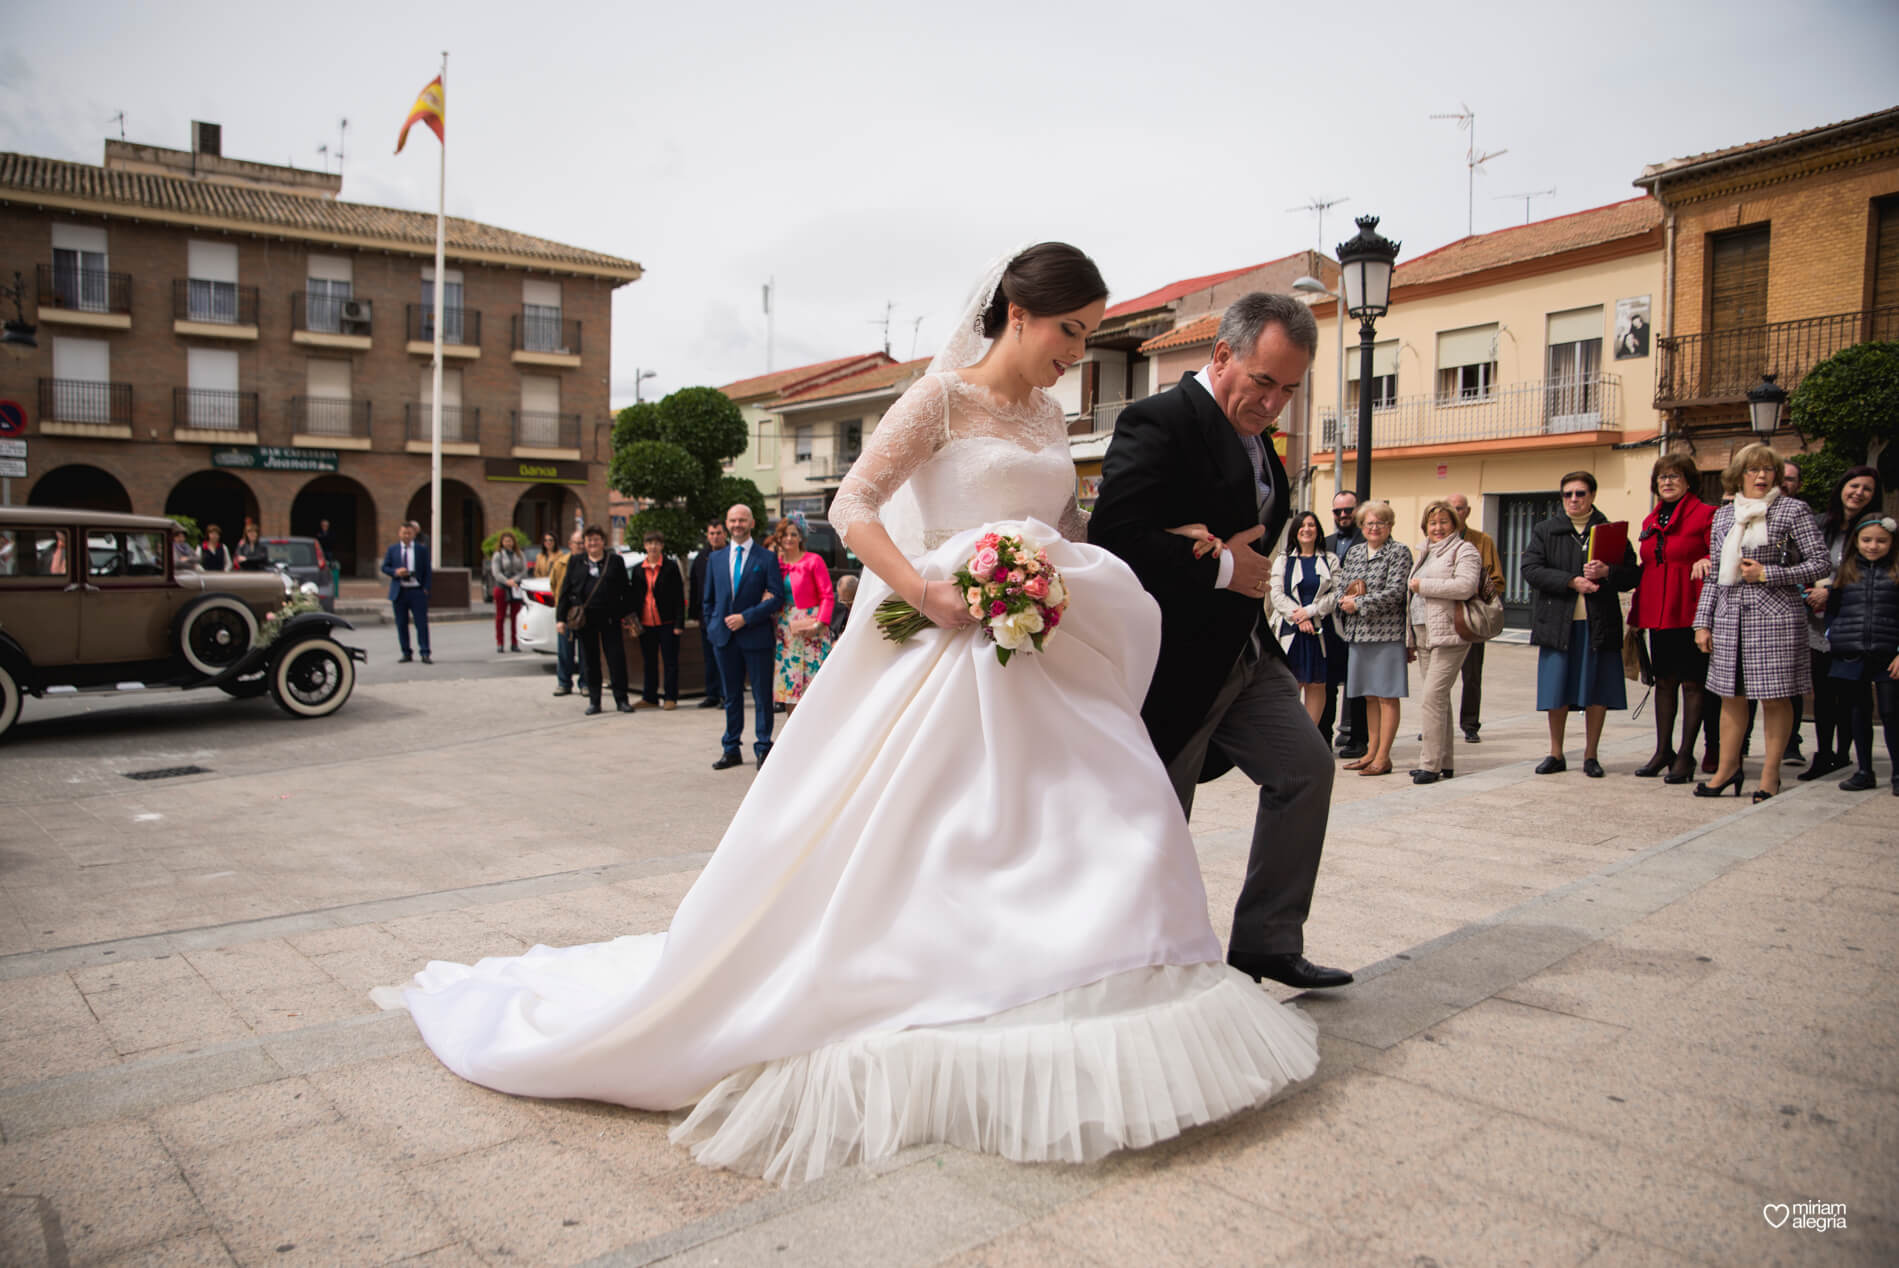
[211,446,339,473]
[485,458,588,485]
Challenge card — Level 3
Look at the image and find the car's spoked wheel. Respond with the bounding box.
[269,638,355,718]
[0,662,21,742]
[178,597,259,676]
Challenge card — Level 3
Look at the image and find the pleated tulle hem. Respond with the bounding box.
[668,962,1318,1186]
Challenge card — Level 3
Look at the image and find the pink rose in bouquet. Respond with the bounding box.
[873,531,1071,666]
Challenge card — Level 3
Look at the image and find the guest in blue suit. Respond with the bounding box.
[381,520,433,664]
[703,503,783,769]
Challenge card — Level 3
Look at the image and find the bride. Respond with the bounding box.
[376,243,1319,1184]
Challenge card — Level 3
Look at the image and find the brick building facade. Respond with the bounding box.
[1637,104,1899,451]
[0,130,640,577]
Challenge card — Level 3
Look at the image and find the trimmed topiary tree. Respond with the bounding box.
[610,388,769,553]
[1789,341,1899,512]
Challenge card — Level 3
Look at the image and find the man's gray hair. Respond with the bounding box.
[1215,292,1320,361]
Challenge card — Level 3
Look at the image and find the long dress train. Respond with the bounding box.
[376,372,1318,1184]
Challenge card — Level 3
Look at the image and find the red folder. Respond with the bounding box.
[1587,521,1629,565]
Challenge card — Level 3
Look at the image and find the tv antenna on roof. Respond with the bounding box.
[1430,103,1507,236]
[868,299,894,357]
[108,112,126,140]
[1495,187,1556,225]
[1286,195,1348,251]
[909,314,926,360]
[336,118,348,182]
[317,143,329,173]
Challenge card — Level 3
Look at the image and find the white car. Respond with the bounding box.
[514,548,643,655]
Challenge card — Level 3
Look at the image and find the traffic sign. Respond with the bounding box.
[0,400,25,437]
[0,439,23,458]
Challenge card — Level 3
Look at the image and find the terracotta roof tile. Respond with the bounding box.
[1636,104,1899,185]
[0,151,641,279]
[1139,312,1221,354]
[1389,197,1660,289]
[771,357,931,407]
[718,353,893,402]
[1103,252,1316,319]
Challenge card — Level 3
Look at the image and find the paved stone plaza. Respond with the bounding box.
[0,642,1894,1266]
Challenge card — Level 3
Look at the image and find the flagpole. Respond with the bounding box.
[429,50,447,565]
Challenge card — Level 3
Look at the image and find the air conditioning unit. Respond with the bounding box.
[341,299,373,325]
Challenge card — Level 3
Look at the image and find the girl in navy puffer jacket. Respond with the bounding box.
[1824,515,1899,793]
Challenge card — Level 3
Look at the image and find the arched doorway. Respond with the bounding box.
[511,483,586,549]
[290,475,377,578]
[29,465,133,512]
[403,479,486,570]
[165,470,259,543]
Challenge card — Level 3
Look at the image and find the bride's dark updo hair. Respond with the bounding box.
[979,242,1108,338]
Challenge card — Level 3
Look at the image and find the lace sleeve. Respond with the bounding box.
[829,374,950,545]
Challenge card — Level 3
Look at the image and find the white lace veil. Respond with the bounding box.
[878,243,1030,558]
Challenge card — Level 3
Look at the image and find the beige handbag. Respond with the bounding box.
[1451,570,1505,643]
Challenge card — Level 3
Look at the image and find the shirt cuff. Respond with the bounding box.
[1215,551,1234,589]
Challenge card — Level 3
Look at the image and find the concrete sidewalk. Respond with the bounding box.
[0,645,1894,1265]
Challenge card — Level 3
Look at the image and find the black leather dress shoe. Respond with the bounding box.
[1411,770,1441,784]
[755,751,769,771]
[551,687,572,697]
[1229,952,1354,989]
[398,654,413,663]
[421,654,432,664]
[1463,727,1481,744]
[616,701,636,713]
[698,696,723,709]
[712,752,743,770]
[1337,744,1368,760]
[584,703,602,715]
[1582,757,1605,778]
[1409,768,1453,780]
[1535,756,1567,775]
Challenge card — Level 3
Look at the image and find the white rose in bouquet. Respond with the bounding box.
[992,606,1046,651]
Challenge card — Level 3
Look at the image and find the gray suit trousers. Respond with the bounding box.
[1166,650,1335,957]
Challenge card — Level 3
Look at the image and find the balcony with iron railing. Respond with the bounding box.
[172,388,259,436]
[172,279,260,334]
[405,402,481,447]
[511,313,582,366]
[38,378,134,430]
[290,396,371,443]
[36,262,132,325]
[292,292,374,347]
[406,303,482,357]
[1654,306,1899,408]
[1319,373,1622,453]
[511,409,580,453]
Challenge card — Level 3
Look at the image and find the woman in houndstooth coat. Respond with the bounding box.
[1693,443,1829,802]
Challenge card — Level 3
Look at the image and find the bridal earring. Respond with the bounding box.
[1014,322,1023,339]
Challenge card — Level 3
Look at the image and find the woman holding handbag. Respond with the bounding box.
[556,525,635,715]
[1405,501,1483,784]
[489,531,528,653]
[1627,454,1715,782]
[1268,510,1341,724]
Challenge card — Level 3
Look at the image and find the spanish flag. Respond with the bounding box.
[395,76,445,154]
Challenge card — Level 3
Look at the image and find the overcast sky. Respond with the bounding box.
[5,0,1895,407]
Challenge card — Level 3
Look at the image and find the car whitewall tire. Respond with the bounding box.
[268,638,355,719]
[177,596,260,677]
[0,662,20,742]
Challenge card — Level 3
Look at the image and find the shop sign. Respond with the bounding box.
[484,457,589,485]
[210,446,340,473]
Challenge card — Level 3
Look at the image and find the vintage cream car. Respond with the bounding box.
[0,506,364,741]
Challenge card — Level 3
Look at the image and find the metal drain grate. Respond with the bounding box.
[123,765,211,781]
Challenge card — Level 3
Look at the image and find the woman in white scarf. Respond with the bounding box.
[1692,443,1831,802]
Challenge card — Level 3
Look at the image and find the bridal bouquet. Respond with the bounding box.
[875,532,1069,665]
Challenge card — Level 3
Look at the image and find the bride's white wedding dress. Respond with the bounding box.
[376,371,1318,1184]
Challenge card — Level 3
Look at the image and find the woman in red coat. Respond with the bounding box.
[1628,452,1715,782]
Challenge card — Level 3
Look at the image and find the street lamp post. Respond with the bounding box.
[1746,373,1787,437]
[634,368,657,404]
[1334,216,1401,506]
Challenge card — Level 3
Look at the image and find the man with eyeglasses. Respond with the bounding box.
[1447,493,1505,744]
[1320,490,1367,757]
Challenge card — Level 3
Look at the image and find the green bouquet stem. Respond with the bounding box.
[874,596,935,644]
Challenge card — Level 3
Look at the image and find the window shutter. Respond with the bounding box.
[52,224,109,254]
[187,240,239,284]
[307,254,352,283]
[1347,340,1400,380]
[523,279,562,308]
[1873,198,1899,311]
[1436,325,1497,369]
[188,348,239,391]
[1546,307,1603,346]
[307,359,350,399]
[520,375,560,413]
[1708,226,1770,331]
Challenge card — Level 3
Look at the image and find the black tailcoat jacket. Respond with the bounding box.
[1088,374,1292,768]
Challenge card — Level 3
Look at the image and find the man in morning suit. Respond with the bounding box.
[381,520,432,664]
[687,516,729,710]
[703,503,782,769]
[1090,293,1350,991]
